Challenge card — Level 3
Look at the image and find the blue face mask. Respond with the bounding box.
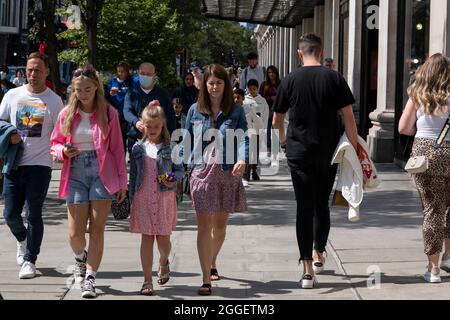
[139,75,153,88]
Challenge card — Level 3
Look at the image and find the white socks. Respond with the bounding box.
[86,270,97,279]
[74,251,86,262]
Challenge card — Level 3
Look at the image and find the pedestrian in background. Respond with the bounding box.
[129,100,184,296]
[173,72,198,116]
[243,79,269,182]
[124,62,175,156]
[184,64,249,295]
[323,58,335,70]
[273,33,359,289]
[50,64,127,298]
[107,61,133,152]
[239,52,266,93]
[259,65,281,155]
[399,53,450,283]
[12,69,27,87]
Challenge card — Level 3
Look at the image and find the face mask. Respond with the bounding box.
[0,71,6,81]
[139,75,153,88]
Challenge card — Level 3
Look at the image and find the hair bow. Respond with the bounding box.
[149,100,160,108]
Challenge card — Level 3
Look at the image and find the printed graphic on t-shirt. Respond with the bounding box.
[15,99,47,138]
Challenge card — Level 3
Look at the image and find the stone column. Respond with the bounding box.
[429,0,450,55]
[367,0,398,163]
[284,28,290,76]
[272,27,276,70]
[324,0,334,58]
[332,0,340,68]
[347,0,362,126]
[279,28,285,78]
[302,18,314,34]
[314,5,325,41]
[289,27,297,73]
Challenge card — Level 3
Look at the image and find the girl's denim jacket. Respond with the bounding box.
[129,140,184,203]
[182,103,249,171]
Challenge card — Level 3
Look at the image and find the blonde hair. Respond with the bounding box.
[407,53,450,115]
[63,65,109,137]
[141,101,171,145]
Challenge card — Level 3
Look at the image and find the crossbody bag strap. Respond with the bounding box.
[433,100,450,148]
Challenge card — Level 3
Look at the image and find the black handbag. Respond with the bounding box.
[111,193,130,220]
[183,170,192,196]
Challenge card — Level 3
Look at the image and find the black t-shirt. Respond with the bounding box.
[273,66,355,163]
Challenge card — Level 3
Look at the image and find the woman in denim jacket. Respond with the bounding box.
[183,64,249,295]
[129,100,184,296]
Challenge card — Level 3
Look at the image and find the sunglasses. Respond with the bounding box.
[73,68,97,79]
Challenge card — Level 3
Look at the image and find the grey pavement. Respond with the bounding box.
[0,159,449,300]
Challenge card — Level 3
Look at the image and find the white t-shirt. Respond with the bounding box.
[144,141,162,159]
[0,85,64,167]
[73,110,95,151]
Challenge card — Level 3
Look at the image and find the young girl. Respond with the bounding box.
[129,100,184,296]
[50,65,127,298]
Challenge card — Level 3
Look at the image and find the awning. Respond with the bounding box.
[201,0,323,28]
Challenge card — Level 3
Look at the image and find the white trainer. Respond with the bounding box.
[313,251,326,274]
[242,179,249,188]
[19,261,36,279]
[300,274,317,289]
[440,253,450,273]
[424,265,441,283]
[16,240,27,266]
[81,276,97,298]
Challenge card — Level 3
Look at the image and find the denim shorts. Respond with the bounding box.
[67,151,112,205]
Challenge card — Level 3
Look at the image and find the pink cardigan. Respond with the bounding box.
[50,106,128,199]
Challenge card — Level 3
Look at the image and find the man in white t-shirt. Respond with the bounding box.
[0,52,64,279]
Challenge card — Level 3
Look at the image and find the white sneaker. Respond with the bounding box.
[19,261,36,279]
[424,265,441,283]
[300,274,317,289]
[440,253,450,273]
[313,251,326,274]
[242,179,249,188]
[16,240,27,266]
[259,156,271,166]
[81,276,97,298]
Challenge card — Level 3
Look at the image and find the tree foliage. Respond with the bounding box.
[186,19,256,67]
[97,0,181,88]
[38,0,256,89]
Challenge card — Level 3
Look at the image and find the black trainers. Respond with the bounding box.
[74,251,87,284]
[81,276,96,298]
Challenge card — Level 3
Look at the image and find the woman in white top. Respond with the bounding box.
[399,53,450,284]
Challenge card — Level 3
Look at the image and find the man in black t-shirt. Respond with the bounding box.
[273,33,359,289]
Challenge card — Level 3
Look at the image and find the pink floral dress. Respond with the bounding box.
[130,156,177,236]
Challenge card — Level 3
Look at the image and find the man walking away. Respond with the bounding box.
[273,33,359,289]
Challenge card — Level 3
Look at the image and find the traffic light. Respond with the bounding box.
[13,52,18,57]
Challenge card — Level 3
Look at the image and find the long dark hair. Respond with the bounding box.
[265,65,280,86]
[197,64,234,116]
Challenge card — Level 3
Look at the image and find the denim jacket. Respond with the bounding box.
[0,120,24,174]
[129,140,184,203]
[182,103,249,171]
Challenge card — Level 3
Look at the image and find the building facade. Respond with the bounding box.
[0,0,29,65]
[255,0,449,164]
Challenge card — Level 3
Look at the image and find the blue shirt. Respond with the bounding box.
[106,77,132,116]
